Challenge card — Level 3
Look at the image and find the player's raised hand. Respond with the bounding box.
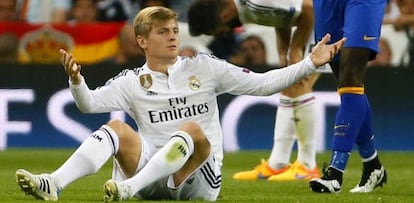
[310,34,346,67]
[59,49,82,84]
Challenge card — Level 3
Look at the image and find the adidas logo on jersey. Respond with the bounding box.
[146,91,158,96]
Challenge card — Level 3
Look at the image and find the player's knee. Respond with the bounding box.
[179,122,209,144]
[106,119,131,139]
[179,122,202,136]
[302,0,313,11]
[106,119,125,130]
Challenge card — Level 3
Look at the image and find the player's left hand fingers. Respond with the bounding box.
[333,37,346,54]
[320,33,331,45]
[329,37,346,59]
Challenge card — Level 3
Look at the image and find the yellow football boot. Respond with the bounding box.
[268,161,320,181]
[232,159,291,180]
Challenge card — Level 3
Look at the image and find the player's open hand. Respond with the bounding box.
[310,34,346,67]
[59,49,82,84]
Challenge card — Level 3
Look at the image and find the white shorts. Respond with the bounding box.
[111,135,222,201]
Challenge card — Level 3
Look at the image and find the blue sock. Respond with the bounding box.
[330,151,350,171]
[357,136,376,159]
[356,95,377,159]
[332,93,365,152]
[330,92,365,170]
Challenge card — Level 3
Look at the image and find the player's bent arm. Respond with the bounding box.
[69,77,125,113]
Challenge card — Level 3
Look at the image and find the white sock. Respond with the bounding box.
[294,93,319,169]
[51,125,119,188]
[268,95,296,169]
[123,131,194,195]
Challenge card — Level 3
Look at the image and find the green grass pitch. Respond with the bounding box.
[1,149,413,202]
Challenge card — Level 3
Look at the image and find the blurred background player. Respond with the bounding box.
[309,0,388,193]
[68,0,99,23]
[107,23,146,66]
[0,32,19,63]
[228,35,274,72]
[393,0,414,67]
[178,46,198,57]
[20,0,71,23]
[367,38,392,67]
[0,0,19,21]
[0,0,19,63]
[188,0,321,181]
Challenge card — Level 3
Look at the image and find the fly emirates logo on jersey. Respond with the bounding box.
[148,97,209,123]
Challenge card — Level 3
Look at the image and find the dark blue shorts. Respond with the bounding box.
[313,0,386,60]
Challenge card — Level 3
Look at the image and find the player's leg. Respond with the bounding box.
[16,119,139,200]
[167,150,221,201]
[269,0,320,181]
[309,0,344,193]
[130,151,221,201]
[310,48,373,193]
[269,92,321,181]
[310,0,387,193]
[292,93,320,178]
[232,28,296,181]
[269,97,296,170]
[289,0,314,63]
[103,121,211,201]
[310,57,368,191]
[269,27,297,171]
[232,96,295,180]
[268,28,297,172]
[347,5,387,193]
[350,95,387,193]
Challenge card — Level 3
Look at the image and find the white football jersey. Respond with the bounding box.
[234,0,303,27]
[69,53,316,165]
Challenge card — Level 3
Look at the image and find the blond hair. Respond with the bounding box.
[133,6,178,38]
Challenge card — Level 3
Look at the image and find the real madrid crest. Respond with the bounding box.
[189,76,200,90]
[140,74,153,89]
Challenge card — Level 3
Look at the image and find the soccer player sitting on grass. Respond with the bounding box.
[15,6,345,201]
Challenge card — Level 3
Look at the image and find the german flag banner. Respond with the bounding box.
[0,22,125,64]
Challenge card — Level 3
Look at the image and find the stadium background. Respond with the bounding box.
[1,63,413,151]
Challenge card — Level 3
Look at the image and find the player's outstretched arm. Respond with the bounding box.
[59,49,82,85]
[310,34,346,67]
